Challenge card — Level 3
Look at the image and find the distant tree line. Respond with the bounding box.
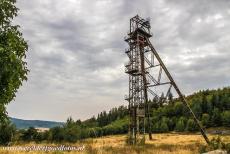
[0,87,229,144]
[150,87,230,133]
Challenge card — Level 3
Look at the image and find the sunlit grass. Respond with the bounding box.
[0,133,229,154]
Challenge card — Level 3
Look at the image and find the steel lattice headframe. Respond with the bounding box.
[124,15,210,145]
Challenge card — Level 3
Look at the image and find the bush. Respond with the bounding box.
[186,119,198,132]
[50,127,64,142]
[64,126,80,142]
[0,120,16,145]
[160,122,169,132]
[201,113,210,127]
[21,127,38,142]
[221,111,230,127]
[211,108,222,126]
[175,117,186,132]
[152,121,161,133]
[200,136,230,153]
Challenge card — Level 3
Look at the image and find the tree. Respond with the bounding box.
[201,113,210,127]
[175,117,186,132]
[152,121,161,133]
[0,119,16,145]
[174,102,184,116]
[63,117,80,142]
[201,96,208,113]
[222,111,230,127]
[160,121,169,132]
[50,126,64,142]
[66,117,75,128]
[64,126,80,142]
[186,119,198,132]
[21,127,38,141]
[191,101,202,119]
[0,0,29,121]
[211,108,222,126]
[159,117,169,132]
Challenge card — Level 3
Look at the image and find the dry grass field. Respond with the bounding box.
[0,133,229,154]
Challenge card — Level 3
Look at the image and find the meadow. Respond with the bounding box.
[1,133,229,154]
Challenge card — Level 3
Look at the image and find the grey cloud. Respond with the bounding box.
[6,0,230,121]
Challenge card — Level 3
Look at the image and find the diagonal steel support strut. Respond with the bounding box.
[145,37,210,144]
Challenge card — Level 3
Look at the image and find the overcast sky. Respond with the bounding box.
[6,0,230,122]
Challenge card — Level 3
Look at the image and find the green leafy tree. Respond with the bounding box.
[201,113,210,127]
[63,117,80,142]
[201,96,208,113]
[0,119,16,145]
[152,121,161,133]
[64,126,80,142]
[222,111,230,127]
[175,117,186,132]
[211,108,222,126]
[160,121,169,132]
[159,117,169,132]
[186,119,198,132]
[0,0,29,121]
[191,101,202,119]
[50,126,64,142]
[174,102,184,116]
[21,127,38,141]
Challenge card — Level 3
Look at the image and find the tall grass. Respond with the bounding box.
[0,133,229,154]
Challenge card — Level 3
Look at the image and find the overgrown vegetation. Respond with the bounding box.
[199,136,230,153]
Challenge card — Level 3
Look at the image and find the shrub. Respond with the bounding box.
[186,119,198,132]
[0,120,16,145]
[221,111,230,127]
[175,117,186,132]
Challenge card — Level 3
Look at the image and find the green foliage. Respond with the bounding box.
[151,87,230,133]
[152,117,170,133]
[152,121,161,133]
[102,117,128,135]
[174,102,184,116]
[175,117,187,132]
[211,108,222,126]
[49,126,64,142]
[191,100,202,119]
[221,111,230,127]
[97,106,128,127]
[0,119,16,145]
[200,136,230,153]
[46,115,129,143]
[0,0,29,121]
[63,117,81,142]
[186,119,198,132]
[160,121,169,132]
[201,113,210,127]
[21,127,38,142]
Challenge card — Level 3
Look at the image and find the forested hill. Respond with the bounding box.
[10,117,63,129]
[10,87,230,143]
[80,87,230,129]
[53,86,229,141]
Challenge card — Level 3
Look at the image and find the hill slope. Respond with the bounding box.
[10,117,63,129]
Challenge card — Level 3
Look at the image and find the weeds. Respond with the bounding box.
[199,136,230,153]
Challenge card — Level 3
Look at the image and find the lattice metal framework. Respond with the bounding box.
[124,15,210,145]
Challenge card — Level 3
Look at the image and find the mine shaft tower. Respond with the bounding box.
[124,15,209,144]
